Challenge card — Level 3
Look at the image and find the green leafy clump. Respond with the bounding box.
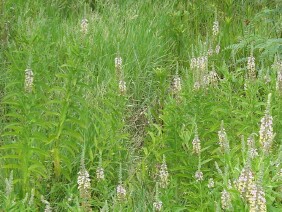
[0,0,281,211]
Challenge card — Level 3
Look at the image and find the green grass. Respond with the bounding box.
[0,0,282,211]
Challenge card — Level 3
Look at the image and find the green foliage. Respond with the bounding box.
[0,0,281,211]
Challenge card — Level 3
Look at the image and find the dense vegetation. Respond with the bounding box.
[0,0,281,211]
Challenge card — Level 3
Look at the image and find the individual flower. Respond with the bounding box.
[80,18,89,35]
[208,178,215,189]
[259,94,274,152]
[25,68,34,93]
[221,189,232,210]
[195,170,204,182]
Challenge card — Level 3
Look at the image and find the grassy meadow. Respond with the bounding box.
[0,0,282,211]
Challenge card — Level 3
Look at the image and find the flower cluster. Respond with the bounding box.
[77,156,92,211]
[212,20,219,36]
[209,69,219,86]
[218,121,230,153]
[5,171,13,196]
[192,125,201,155]
[259,94,274,152]
[153,183,163,211]
[41,196,52,212]
[276,70,282,92]
[195,170,204,182]
[236,166,255,198]
[159,155,169,188]
[118,80,127,94]
[208,178,215,189]
[117,163,126,201]
[215,45,220,54]
[96,167,105,181]
[190,56,208,71]
[115,56,122,77]
[153,201,163,211]
[221,189,232,210]
[116,184,127,200]
[247,135,258,159]
[172,75,181,94]
[248,184,267,212]
[247,54,256,79]
[115,56,127,95]
[80,18,89,35]
[77,169,91,195]
[25,69,34,93]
